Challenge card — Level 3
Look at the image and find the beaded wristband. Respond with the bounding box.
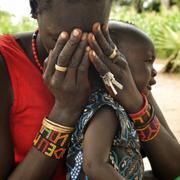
[128,94,160,142]
[33,118,74,160]
[136,115,160,142]
[129,94,155,129]
[129,94,148,118]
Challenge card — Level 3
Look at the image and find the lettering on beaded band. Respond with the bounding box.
[33,125,70,159]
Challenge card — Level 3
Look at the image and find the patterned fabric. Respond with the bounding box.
[66,89,144,180]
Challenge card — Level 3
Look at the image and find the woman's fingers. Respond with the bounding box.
[68,33,88,68]
[56,29,82,67]
[101,24,115,48]
[89,50,109,76]
[92,22,114,57]
[53,29,82,82]
[88,33,104,60]
[77,48,91,87]
[43,31,69,82]
[65,33,88,84]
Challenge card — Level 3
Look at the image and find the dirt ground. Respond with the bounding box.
[152,62,180,142]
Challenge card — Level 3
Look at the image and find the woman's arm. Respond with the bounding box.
[148,92,177,141]
[141,123,180,179]
[0,55,14,179]
[83,106,125,180]
[0,30,91,179]
[0,54,64,179]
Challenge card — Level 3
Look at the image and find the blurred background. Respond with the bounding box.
[0,0,180,141]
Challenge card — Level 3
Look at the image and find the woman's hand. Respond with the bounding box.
[43,29,91,126]
[88,22,143,113]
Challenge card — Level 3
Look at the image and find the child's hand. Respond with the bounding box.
[43,29,91,126]
[88,22,143,113]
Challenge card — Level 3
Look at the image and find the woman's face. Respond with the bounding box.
[37,0,112,52]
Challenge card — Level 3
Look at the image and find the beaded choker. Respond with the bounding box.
[32,30,44,73]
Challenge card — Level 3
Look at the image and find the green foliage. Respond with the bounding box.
[0,6,180,72]
[110,5,180,72]
[156,26,180,73]
[0,10,36,34]
[0,10,17,33]
[15,16,37,32]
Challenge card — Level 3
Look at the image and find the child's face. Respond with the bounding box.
[37,0,112,52]
[125,40,157,96]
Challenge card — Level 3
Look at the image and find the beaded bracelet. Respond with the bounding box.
[128,94,160,142]
[33,117,74,160]
[129,94,154,128]
[136,115,160,142]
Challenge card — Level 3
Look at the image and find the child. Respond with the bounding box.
[66,21,158,180]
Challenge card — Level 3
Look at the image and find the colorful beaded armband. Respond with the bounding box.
[136,115,160,142]
[33,118,74,160]
[129,94,154,127]
[128,94,160,142]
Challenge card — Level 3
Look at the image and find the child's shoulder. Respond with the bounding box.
[77,89,130,132]
[87,89,125,113]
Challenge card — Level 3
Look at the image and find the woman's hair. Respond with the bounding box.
[29,0,51,18]
[30,0,112,18]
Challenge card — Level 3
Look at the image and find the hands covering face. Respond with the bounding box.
[43,22,143,122]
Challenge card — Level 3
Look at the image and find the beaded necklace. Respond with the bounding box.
[32,30,44,73]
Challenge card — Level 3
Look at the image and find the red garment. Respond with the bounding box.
[0,35,66,179]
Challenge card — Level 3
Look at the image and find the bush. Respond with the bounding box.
[110,5,180,72]
[0,10,36,34]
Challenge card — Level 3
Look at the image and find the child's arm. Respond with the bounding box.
[83,106,125,180]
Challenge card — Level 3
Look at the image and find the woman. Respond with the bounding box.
[0,0,179,179]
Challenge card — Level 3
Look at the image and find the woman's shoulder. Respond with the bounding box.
[0,32,32,52]
[13,32,33,52]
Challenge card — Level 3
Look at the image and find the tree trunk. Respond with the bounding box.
[161,0,172,9]
[163,53,180,73]
[133,0,143,13]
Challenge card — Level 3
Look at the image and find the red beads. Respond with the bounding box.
[32,30,44,73]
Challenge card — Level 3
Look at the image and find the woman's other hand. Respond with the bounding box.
[88,22,143,113]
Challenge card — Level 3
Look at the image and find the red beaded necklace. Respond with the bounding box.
[32,30,44,73]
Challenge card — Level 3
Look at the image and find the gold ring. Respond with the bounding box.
[55,64,67,72]
[109,46,117,59]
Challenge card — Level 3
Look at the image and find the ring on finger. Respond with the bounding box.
[101,72,123,96]
[55,64,67,72]
[109,46,117,60]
